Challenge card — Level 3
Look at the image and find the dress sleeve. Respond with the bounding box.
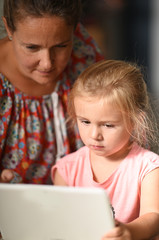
[66,23,104,85]
[140,151,159,181]
[73,23,104,62]
[51,156,71,185]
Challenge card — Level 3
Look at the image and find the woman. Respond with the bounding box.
[0,0,104,184]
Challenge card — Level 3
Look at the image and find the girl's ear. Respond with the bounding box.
[2,17,13,38]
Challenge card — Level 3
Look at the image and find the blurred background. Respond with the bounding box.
[80,0,159,100]
[0,0,159,100]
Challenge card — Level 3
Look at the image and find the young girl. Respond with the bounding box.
[52,60,159,240]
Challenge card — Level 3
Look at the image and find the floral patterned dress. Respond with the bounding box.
[0,23,104,184]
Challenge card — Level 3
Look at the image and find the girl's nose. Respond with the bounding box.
[90,126,103,140]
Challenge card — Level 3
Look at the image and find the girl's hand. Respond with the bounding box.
[0,169,15,183]
[101,220,132,240]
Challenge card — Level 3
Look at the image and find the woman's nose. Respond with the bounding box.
[39,49,53,70]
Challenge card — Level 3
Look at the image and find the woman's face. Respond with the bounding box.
[6,16,74,86]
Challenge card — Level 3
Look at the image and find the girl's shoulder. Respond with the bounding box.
[51,146,89,185]
[53,146,89,173]
[59,146,88,164]
[115,144,159,185]
[124,143,159,178]
[131,143,159,162]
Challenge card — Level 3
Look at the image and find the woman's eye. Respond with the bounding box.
[55,44,67,48]
[52,44,68,49]
[26,45,38,50]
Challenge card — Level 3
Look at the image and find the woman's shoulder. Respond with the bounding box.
[0,72,12,93]
[66,23,104,83]
[74,23,100,46]
[72,23,104,61]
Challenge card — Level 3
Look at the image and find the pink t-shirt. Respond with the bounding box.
[52,143,159,223]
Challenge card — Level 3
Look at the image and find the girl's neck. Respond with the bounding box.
[90,143,132,183]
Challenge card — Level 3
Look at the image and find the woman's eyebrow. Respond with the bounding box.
[21,38,72,47]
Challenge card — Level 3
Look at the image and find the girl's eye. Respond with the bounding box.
[103,124,115,128]
[81,120,90,125]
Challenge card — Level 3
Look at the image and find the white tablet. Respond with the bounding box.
[0,183,114,240]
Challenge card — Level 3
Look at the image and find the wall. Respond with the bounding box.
[0,0,158,99]
[0,0,3,18]
[150,0,159,98]
[0,0,5,39]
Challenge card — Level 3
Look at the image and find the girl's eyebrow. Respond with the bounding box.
[76,115,88,119]
[76,116,120,123]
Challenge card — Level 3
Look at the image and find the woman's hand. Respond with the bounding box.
[0,169,15,183]
[101,220,132,240]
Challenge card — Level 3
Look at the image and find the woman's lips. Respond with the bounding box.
[38,69,54,75]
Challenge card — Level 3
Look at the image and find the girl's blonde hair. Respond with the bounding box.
[68,60,158,150]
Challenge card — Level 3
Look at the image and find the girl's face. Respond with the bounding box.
[5,16,74,85]
[74,96,132,161]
